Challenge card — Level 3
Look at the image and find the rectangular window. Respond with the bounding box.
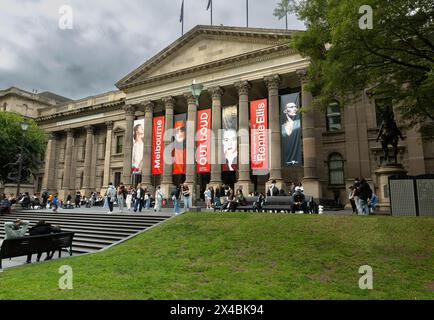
[114,172,122,187]
[116,135,124,154]
[326,102,342,132]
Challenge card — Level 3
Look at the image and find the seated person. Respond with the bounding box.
[222,190,236,212]
[1,219,30,246]
[253,193,265,212]
[46,225,62,260]
[290,187,307,213]
[26,220,53,263]
[0,194,12,215]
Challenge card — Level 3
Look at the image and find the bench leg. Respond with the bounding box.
[59,250,62,259]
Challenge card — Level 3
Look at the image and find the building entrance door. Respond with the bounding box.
[222,171,236,189]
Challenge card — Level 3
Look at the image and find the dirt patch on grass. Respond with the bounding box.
[424,281,434,292]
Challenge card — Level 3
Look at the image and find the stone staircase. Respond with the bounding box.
[0,212,172,254]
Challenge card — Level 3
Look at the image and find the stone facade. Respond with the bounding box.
[1,25,433,206]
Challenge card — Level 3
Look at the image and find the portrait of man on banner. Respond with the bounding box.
[173,114,186,175]
[280,93,302,166]
[132,119,145,173]
[222,105,238,172]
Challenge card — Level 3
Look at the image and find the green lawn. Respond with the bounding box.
[0,213,433,300]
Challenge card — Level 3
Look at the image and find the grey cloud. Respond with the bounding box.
[0,0,304,100]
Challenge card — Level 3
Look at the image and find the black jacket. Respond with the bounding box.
[358,182,372,201]
[29,223,52,236]
[267,186,279,197]
[291,191,305,204]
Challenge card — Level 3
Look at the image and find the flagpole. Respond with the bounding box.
[246,0,249,28]
[211,0,213,26]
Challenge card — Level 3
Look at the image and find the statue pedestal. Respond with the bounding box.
[375,164,407,215]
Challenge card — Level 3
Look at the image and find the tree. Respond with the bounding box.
[0,112,47,185]
[273,0,293,30]
[283,0,434,138]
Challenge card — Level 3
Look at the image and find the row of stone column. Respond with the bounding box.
[42,70,321,199]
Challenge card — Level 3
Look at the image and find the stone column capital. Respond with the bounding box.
[65,128,74,137]
[123,104,136,117]
[47,132,59,140]
[141,101,155,114]
[208,86,224,100]
[184,92,197,105]
[296,68,309,83]
[235,81,251,96]
[264,74,281,91]
[162,96,175,110]
[105,121,114,130]
[84,125,94,135]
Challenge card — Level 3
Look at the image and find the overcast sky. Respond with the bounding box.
[0,0,304,100]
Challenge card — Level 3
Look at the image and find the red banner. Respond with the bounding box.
[196,109,212,173]
[173,114,186,175]
[151,116,165,175]
[250,99,269,172]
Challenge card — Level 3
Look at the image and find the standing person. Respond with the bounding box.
[106,182,117,214]
[353,178,361,213]
[134,184,145,213]
[75,191,81,208]
[182,183,191,210]
[154,186,164,213]
[117,182,127,213]
[209,187,215,208]
[126,186,134,211]
[358,178,372,215]
[47,193,53,209]
[204,188,212,210]
[144,187,151,210]
[214,185,222,209]
[348,186,357,214]
[52,194,59,213]
[41,190,48,208]
[171,184,182,215]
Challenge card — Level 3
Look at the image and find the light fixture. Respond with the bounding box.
[190,79,204,101]
[20,121,29,132]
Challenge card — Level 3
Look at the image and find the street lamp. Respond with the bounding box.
[16,121,29,198]
[190,79,203,105]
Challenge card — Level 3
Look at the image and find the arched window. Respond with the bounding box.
[329,153,344,185]
[326,101,342,132]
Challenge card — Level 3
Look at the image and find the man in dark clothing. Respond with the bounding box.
[267,180,280,197]
[26,220,53,263]
[41,191,48,208]
[358,178,372,215]
[290,188,307,213]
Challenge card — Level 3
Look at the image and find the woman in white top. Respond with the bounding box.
[132,124,144,173]
[154,186,164,213]
[204,188,212,209]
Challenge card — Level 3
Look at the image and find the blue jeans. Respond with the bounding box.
[359,199,369,215]
[145,198,150,209]
[134,199,143,212]
[183,196,191,209]
[174,199,180,214]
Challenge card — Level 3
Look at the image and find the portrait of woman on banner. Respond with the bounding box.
[222,105,238,171]
[281,93,302,166]
[173,119,186,174]
[132,121,144,173]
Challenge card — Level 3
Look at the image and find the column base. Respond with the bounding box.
[302,178,322,200]
[234,181,254,195]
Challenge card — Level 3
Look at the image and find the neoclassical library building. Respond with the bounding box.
[1,26,433,204]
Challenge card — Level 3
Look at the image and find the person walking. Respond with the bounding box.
[171,184,182,215]
[75,191,82,208]
[204,187,212,210]
[348,186,357,214]
[126,186,134,211]
[117,182,127,213]
[154,186,164,213]
[106,183,117,214]
[52,194,59,213]
[134,184,145,213]
[358,178,372,215]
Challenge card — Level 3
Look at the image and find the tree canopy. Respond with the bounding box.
[0,112,47,185]
[282,0,434,138]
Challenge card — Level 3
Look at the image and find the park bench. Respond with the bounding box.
[0,232,74,269]
[262,196,317,213]
[237,196,260,212]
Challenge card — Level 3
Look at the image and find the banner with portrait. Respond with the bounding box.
[250,99,269,174]
[151,116,165,175]
[280,93,302,167]
[222,105,238,172]
[173,114,187,175]
[132,119,145,174]
[196,109,212,173]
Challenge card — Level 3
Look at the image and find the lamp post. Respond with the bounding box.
[16,121,29,198]
[190,80,204,104]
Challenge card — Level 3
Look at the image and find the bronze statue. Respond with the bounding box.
[376,105,405,165]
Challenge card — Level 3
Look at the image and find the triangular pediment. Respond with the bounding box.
[116,25,295,90]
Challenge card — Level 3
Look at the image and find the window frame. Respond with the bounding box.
[328,153,345,186]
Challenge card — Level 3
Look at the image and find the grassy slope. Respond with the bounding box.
[0,213,433,300]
